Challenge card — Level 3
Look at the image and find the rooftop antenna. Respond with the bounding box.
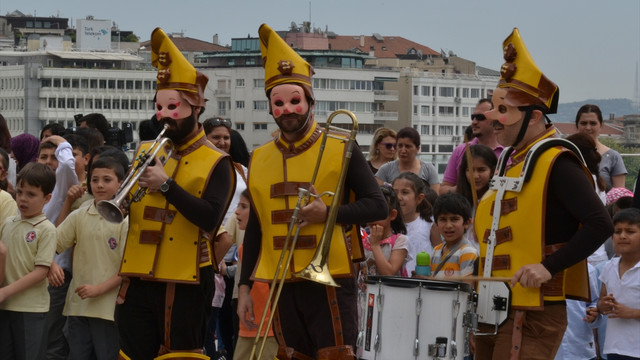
[309,1,311,25]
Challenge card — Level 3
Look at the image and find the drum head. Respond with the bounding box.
[365,275,471,293]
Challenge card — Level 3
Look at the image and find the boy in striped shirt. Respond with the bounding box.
[430,193,478,278]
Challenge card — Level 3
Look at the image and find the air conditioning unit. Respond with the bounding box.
[454,97,461,103]
[452,136,461,143]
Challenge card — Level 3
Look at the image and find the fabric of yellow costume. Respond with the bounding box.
[116,28,234,360]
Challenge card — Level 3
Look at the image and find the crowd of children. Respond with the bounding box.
[0,118,131,359]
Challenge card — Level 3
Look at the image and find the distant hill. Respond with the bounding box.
[551,98,637,123]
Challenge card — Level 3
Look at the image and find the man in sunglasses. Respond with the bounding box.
[440,98,504,194]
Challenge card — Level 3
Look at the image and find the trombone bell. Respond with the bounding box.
[293,260,339,287]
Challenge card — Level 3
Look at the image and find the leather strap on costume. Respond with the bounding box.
[317,345,356,360]
[326,286,344,346]
[510,310,525,360]
[161,283,177,353]
[116,277,130,305]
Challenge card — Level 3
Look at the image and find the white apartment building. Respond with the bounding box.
[0,51,156,144]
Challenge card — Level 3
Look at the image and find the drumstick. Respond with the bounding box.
[413,275,513,282]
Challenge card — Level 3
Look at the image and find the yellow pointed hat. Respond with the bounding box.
[151,27,208,107]
[259,23,314,101]
[498,28,559,114]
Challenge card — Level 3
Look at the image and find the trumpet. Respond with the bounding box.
[96,124,174,223]
[251,109,358,359]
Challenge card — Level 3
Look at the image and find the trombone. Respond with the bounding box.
[250,109,358,359]
[97,124,174,223]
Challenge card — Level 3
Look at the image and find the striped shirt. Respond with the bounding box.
[430,239,478,279]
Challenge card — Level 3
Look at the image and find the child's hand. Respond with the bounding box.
[48,261,65,287]
[598,293,616,314]
[75,284,102,299]
[584,307,599,323]
[605,298,637,319]
[369,224,383,247]
[43,135,66,146]
[66,185,85,202]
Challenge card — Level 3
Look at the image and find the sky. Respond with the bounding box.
[3,0,639,104]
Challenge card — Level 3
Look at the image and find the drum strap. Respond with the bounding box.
[326,286,345,346]
[510,310,525,360]
[432,241,465,277]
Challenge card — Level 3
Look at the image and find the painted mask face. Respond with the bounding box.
[155,90,197,143]
[270,84,310,136]
[155,89,193,121]
[485,88,524,147]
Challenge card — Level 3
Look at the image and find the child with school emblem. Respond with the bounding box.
[55,155,129,359]
[0,162,57,358]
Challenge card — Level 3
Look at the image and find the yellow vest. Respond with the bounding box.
[248,121,355,282]
[474,128,591,309]
[120,130,233,283]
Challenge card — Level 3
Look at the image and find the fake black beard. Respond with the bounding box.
[160,113,197,144]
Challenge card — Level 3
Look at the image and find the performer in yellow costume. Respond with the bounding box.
[115,28,235,360]
[237,24,387,360]
[473,28,613,359]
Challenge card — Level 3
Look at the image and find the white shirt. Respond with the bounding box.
[403,216,434,275]
[599,257,640,357]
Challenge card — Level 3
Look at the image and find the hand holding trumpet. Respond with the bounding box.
[137,156,169,192]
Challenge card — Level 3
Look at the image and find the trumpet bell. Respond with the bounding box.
[97,200,126,223]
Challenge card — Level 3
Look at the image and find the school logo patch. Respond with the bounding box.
[25,230,36,243]
[108,237,117,250]
[445,268,454,277]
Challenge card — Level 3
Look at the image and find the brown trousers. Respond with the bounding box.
[474,303,567,360]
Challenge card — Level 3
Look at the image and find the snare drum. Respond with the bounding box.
[359,276,472,360]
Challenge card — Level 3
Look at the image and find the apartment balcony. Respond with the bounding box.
[374,111,398,121]
[373,89,398,101]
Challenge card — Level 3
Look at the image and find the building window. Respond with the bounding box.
[420,125,430,135]
[48,98,56,108]
[253,79,264,88]
[58,98,66,108]
[53,79,61,88]
[126,80,134,90]
[90,79,97,89]
[236,101,245,109]
[438,125,453,135]
[218,101,227,116]
[236,79,245,87]
[235,122,245,131]
[439,144,454,153]
[253,123,268,130]
[420,105,430,115]
[94,99,102,109]
[99,80,107,89]
[463,88,469,98]
[121,99,129,109]
[67,99,75,108]
[253,101,268,110]
[413,86,418,96]
[462,107,469,117]
[439,106,454,116]
[112,99,119,109]
[421,86,430,96]
[439,87,454,97]
[71,79,79,88]
[130,100,137,110]
[471,88,480,98]
[413,105,418,115]
[42,79,52,88]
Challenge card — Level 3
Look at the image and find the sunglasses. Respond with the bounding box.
[380,142,396,150]
[471,114,487,121]
[206,118,232,128]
